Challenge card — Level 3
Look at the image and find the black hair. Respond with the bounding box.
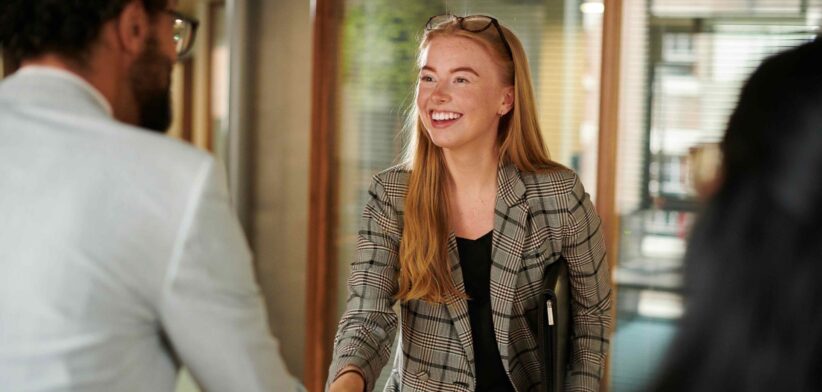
[648,37,822,392]
[0,0,168,65]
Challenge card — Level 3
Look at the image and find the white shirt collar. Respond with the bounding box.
[16,65,114,117]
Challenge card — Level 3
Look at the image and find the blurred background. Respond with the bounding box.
[3,0,821,391]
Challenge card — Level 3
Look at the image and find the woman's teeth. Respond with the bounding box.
[431,111,462,121]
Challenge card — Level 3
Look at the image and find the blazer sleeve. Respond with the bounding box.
[326,174,401,392]
[158,158,302,392]
[561,174,613,392]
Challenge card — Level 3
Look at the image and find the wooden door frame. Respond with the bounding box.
[202,0,226,153]
[304,0,344,390]
[596,0,624,390]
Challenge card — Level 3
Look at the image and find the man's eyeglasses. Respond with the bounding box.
[425,14,513,60]
[163,10,199,59]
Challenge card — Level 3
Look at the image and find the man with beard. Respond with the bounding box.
[0,1,300,391]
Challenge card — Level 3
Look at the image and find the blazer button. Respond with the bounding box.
[418,371,429,382]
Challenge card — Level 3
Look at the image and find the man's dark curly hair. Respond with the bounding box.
[0,0,168,66]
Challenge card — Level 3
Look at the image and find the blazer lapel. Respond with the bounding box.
[490,163,528,371]
[444,232,476,377]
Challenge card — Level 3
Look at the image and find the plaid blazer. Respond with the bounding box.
[328,163,612,392]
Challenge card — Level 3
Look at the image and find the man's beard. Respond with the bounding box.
[129,35,173,133]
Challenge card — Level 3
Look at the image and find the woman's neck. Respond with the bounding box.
[442,145,499,239]
[443,147,499,194]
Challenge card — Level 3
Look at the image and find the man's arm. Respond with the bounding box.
[159,157,299,391]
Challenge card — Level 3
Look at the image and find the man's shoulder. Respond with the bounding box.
[80,117,214,179]
[56,116,217,197]
[117,122,212,168]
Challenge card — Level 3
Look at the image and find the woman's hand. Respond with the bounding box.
[328,366,365,392]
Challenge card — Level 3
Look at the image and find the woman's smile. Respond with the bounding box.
[429,110,464,128]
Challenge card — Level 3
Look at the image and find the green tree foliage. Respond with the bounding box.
[342,0,446,108]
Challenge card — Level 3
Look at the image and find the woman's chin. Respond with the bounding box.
[427,134,461,150]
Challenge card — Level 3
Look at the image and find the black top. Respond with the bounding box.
[456,231,516,392]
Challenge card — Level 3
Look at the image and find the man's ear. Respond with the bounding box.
[498,86,515,116]
[115,1,150,56]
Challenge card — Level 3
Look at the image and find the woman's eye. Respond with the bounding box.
[420,75,434,82]
[455,77,469,84]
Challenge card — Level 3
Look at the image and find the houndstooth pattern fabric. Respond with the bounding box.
[327,163,612,392]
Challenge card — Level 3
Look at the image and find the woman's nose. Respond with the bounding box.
[430,85,450,104]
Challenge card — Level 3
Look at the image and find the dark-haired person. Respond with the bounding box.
[0,1,299,391]
[648,38,822,392]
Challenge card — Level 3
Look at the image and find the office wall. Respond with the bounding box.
[174,0,311,386]
[245,0,312,381]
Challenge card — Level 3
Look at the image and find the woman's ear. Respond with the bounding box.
[499,86,515,116]
[114,1,150,56]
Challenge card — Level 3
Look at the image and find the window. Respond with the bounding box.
[612,0,821,390]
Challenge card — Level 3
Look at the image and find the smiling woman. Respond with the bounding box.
[327,13,612,392]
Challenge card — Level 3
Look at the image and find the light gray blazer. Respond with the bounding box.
[0,67,299,392]
[328,163,612,392]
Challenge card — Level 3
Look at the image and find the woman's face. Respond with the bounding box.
[416,35,513,155]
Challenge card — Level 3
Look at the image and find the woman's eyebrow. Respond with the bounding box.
[450,67,480,76]
[421,65,480,77]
